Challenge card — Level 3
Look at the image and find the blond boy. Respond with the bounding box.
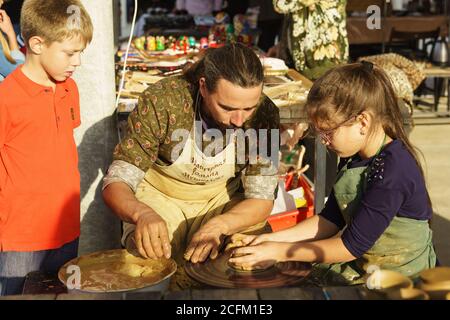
[0,0,93,296]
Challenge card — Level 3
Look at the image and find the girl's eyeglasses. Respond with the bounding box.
[313,116,357,145]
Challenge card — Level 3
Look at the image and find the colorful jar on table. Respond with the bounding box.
[134,37,145,50]
[188,37,196,48]
[147,36,156,51]
[156,36,165,51]
[200,37,208,49]
[167,36,176,49]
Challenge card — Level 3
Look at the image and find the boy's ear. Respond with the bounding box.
[28,36,46,55]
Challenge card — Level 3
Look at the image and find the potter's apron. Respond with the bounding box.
[131,121,268,290]
[131,120,266,260]
[309,151,436,286]
[134,123,237,259]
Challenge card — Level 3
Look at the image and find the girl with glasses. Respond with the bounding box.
[229,61,436,285]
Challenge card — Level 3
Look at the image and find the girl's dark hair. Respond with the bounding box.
[183,43,264,92]
[306,62,433,211]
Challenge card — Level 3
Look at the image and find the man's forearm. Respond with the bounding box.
[102,182,152,224]
[216,198,274,235]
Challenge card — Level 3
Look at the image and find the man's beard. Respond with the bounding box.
[217,122,240,131]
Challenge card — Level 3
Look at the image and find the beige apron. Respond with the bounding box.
[126,122,266,263]
[129,123,268,290]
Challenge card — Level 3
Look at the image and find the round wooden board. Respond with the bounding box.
[185,251,311,289]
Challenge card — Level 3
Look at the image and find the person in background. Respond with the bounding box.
[228,62,436,285]
[175,0,223,16]
[268,1,350,200]
[269,0,349,81]
[249,0,283,52]
[133,1,176,37]
[222,0,249,20]
[0,0,23,35]
[0,1,24,81]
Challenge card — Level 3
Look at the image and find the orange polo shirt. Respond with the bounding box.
[0,66,81,251]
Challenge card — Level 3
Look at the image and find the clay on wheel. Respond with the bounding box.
[227,252,271,272]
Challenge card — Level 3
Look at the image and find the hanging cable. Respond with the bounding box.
[115,0,138,110]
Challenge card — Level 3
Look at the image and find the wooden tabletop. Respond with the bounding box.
[0,271,383,300]
[347,15,449,45]
[264,69,312,124]
[117,68,313,123]
[2,286,376,300]
[422,66,450,77]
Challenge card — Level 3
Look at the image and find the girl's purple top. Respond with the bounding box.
[320,139,432,258]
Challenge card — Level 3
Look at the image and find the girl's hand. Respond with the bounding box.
[228,242,288,270]
[0,10,15,37]
[230,232,274,246]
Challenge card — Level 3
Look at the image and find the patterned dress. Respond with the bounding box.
[274,0,349,80]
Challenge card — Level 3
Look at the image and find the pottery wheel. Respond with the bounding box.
[185,251,311,289]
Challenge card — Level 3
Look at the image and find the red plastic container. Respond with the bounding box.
[268,175,315,232]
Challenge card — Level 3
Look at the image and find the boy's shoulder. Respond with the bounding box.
[0,69,21,93]
[0,71,79,112]
[64,77,79,95]
[0,70,26,111]
[64,76,77,87]
[0,70,79,93]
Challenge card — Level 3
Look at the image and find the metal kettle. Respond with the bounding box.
[431,37,450,67]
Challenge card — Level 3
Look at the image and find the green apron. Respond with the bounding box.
[309,147,436,286]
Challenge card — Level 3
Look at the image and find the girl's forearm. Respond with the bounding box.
[266,215,340,243]
[281,237,356,263]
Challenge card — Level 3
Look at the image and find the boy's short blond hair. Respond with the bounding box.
[21,0,93,48]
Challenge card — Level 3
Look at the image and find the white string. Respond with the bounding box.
[115,0,139,110]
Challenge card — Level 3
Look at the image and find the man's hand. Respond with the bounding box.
[134,206,171,260]
[184,217,228,263]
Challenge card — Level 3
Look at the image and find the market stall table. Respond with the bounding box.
[261,70,328,213]
[421,66,450,114]
[346,15,449,45]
